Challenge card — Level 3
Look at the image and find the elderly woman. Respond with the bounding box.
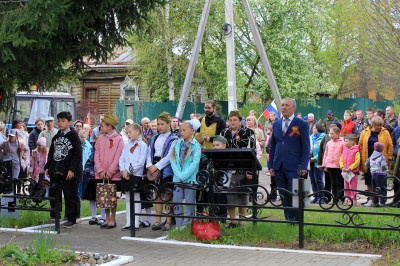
[340,110,355,135]
[359,116,393,207]
[246,115,265,149]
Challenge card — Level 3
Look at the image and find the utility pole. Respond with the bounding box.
[175,0,212,119]
[175,0,282,118]
[241,0,282,112]
[225,0,237,112]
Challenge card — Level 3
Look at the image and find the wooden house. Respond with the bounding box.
[63,48,150,118]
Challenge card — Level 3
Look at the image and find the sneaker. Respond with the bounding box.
[97,219,106,226]
[63,221,75,229]
[89,218,98,225]
[75,218,82,224]
[364,200,374,207]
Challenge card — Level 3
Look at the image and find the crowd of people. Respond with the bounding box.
[1,99,400,231]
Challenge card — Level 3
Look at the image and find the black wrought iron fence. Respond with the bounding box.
[0,160,61,233]
[127,168,400,248]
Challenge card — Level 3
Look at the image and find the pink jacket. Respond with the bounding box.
[94,132,124,181]
[29,148,48,182]
[323,138,345,168]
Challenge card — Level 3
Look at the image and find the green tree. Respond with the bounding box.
[130,0,337,104]
[0,0,164,111]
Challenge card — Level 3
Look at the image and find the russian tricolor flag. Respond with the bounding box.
[262,100,279,120]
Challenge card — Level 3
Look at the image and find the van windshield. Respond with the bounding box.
[15,100,32,124]
[28,99,51,124]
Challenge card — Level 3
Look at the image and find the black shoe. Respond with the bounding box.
[386,201,399,207]
[100,223,109,229]
[141,221,151,227]
[63,221,75,229]
[226,223,237,229]
[152,222,163,230]
[105,223,117,229]
[121,225,131,231]
[98,219,106,226]
[89,218,98,225]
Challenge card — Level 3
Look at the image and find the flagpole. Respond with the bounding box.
[256,113,263,122]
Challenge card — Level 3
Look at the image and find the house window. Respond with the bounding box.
[125,88,136,101]
[84,86,98,113]
[86,88,97,102]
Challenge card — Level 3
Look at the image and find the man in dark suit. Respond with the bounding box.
[269,98,310,221]
[141,117,156,145]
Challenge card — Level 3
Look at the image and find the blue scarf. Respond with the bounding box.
[311,133,322,143]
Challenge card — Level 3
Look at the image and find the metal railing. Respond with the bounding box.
[0,161,61,233]
[128,169,400,248]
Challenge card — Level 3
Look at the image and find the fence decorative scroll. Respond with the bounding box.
[0,159,61,233]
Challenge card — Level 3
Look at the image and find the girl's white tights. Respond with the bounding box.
[90,200,106,220]
[125,191,141,228]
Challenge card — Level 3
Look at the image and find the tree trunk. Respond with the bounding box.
[165,3,175,101]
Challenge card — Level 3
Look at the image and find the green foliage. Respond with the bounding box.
[169,206,400,248]
[238,102,265,123]
[0,228,75,265]
[0,0,164,111]
[129,0,337,103]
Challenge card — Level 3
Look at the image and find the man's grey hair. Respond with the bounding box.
[308,113,314,118]
[282,97,296,108]
[141,117,150,124]
[249,110,257,115]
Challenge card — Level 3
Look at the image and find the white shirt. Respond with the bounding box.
[146,132,177,170]
[119,139,147,176]
[281,114,295,133]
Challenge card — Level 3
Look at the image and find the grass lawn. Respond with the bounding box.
[168,205,400,250]
[0,199,126,228]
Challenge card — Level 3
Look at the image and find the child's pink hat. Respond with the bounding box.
[37,137,46,147]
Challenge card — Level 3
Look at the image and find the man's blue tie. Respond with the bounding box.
[61,132,65,136]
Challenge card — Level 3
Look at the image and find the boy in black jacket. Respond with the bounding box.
[45,111,82,228]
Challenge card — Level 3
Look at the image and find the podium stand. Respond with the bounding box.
[203,148,262,174]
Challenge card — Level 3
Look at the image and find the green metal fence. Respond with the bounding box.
[115,97,396,130]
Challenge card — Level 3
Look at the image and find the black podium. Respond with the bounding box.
[203,148,262,174]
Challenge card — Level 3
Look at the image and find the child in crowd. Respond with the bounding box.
[78,130,92,222]
[146,112,178,231]
[94,114,124,229]
[84,137,107,226]
[170,120,201,227]
[45,111,82,229]
[339,134,360,206]
[322,127,345,203]
[29,137,48,182]
[365,142,388,207]
[119,123,148,231]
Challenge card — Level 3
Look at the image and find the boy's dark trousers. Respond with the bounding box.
[372,173,387,205]
[50,176,79,223]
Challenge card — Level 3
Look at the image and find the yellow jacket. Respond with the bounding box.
[359,127,393,173]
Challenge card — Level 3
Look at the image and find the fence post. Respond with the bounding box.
[298,177,304,248]
[55,178,60,234]
[208,170,215,216]
[130,184,135,237]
